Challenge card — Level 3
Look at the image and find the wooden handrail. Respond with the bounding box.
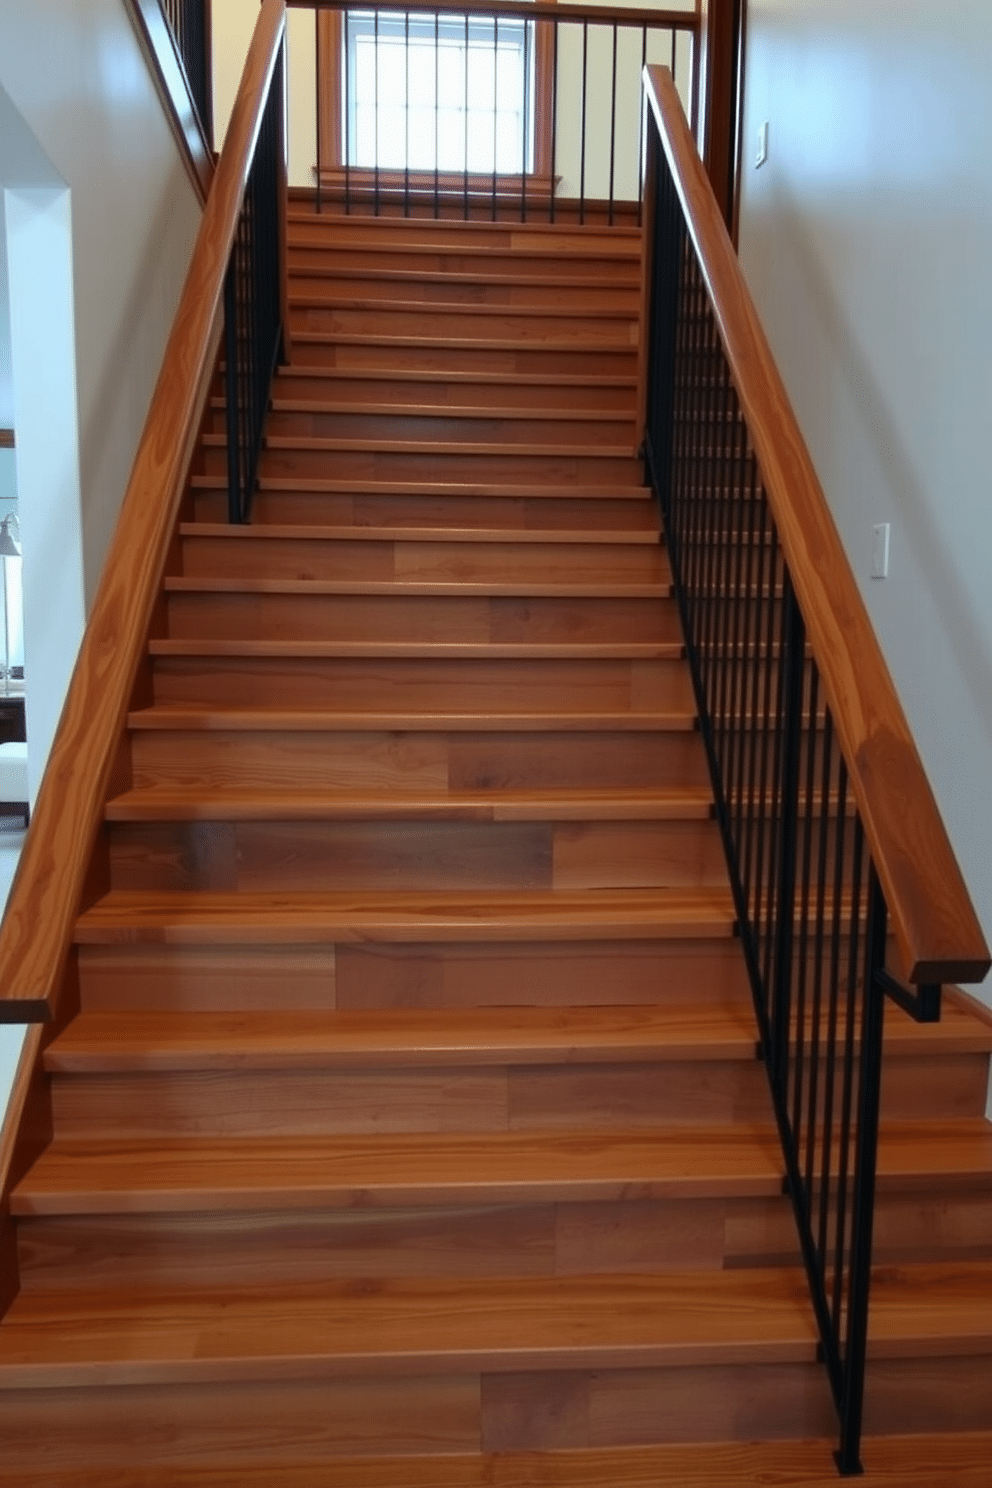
[125,0,215,205]
[0,0,288,1024]
[643,64,989,987]
[289,0,698,29]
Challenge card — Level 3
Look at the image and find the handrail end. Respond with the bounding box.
[0,994,53,1026]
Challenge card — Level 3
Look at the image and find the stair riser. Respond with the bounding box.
[286,220,639,253]
[289,340,638,378]
[149,656,690,712]
[290,306,638,345]
[235,409,636,448]
[163,594,681,645]
[191,491,658,531]
[48,1061,773,1138]
[288,275,640,312]
[176,537,668,585]
[15,1198,791,1291]
[127,730,710,794]
[287,246,641,281]
[271,371,638,412]
[105,819,728,895]
[0,1362,838,1472]
[76,940,753,1013]
[201,448,644,486]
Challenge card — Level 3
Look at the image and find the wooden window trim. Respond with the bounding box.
[317,6,555,190]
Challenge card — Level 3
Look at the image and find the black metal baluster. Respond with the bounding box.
[492,16,499,220]
[580,20,588,224]
[521,17,529,222]
[836,863,887,1475]
[434,11,440,220]
[791,663,821,1164]
[318,7,326,214]
[464,13,470,220]
[770,577,806,1092]
[637,27,647,224]
[405,11,411,218]
[608,25,617,226]
[550,20,558,224]
[374,8,380,216]
[817,757,849,1285]
[832,816,865,1337]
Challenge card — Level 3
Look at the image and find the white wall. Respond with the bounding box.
[0,0,203,1122]
[738,0,992,1003]
[0,0,202,609]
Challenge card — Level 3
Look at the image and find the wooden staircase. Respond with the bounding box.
[1,213,992,1484]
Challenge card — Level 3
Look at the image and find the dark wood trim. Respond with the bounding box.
[0,430,13,450]
[695,0,739,231]
[643,64,990,986]
[293,0,698,27]
[0,0,288,1025]
[124,0,215,206]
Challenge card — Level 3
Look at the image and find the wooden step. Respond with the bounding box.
[254,405,637,448]
[289,300,639,345]
[162,591,680,646]
[174,531,668,585]
[13,1125,782,1215]
[125,725,710,794]
[103,816,727,895]
[5,1436,992,1488]
[209,442,644,488]
[286,267,640,310]
[271,365,638,412]
[75,937,753,1013]
[73,887,737,945]
[0,1268,819,1389]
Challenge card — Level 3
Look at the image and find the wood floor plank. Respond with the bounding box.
[73,888,738,944]
[0,1269,819,1387]
[12,1125,785,1214]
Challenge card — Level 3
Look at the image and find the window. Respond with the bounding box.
[317,7,554,201]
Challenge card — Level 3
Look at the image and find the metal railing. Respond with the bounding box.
[161,0,213,146]
[642,66,988,1474]
[288,0,697,223]
[224,47,287,523]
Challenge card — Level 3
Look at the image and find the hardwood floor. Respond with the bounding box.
[0,211,991,1483]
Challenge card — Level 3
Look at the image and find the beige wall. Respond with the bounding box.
[738,0,992,1005]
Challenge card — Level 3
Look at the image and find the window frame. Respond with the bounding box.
[316,6,555,203]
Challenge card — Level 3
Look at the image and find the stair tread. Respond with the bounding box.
[266,399,634,423]
[148,639,684,659]
[14,1121,992,1215]
[125,707,696,732]
[164,575,669,598]
[248,434,639,458]
[290,295,635,321]
[43,1004,759,1071]
[287,267,638,290]
[13,1124,784,1213]
[73,887,738,943]
[179,522,659,546]
[290,331,638,354]
[275,364,639,388]
[0,1269,818,1385]
[191,473,653,500]
[105,785,713,822]
[4,1436,992,1488]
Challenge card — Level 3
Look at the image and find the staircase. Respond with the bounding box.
[1,212,992,1484]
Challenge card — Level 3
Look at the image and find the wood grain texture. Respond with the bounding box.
[0,0,288,1023]
[643,64,989,987]
[123,0,214,205]
[8,1435,992,1487]
[0,1269,819,1388]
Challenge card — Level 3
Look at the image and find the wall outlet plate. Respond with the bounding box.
[871,523,890,579]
